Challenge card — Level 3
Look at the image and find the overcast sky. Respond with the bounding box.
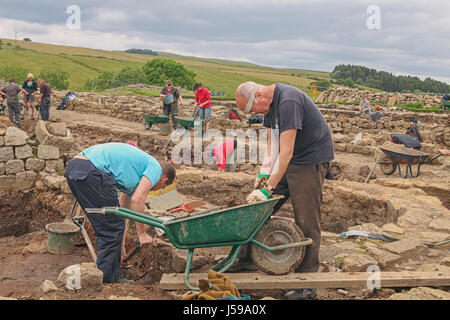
[1,0,449,83]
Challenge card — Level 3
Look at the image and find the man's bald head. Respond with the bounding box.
[235,82,263,113]
[235,82,274,115]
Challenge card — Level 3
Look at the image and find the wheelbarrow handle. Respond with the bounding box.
[85,207,118,215]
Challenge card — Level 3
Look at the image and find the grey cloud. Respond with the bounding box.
[0,0,449,82]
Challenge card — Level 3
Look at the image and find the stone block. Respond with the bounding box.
[14,145,33,159]
[57,262,103,291]
[46,122,67,137]
[26,158,46,171]
[0,175,15,191]
[38,145,60,160]
[15,171,37,190]
[4,127,28,146]
[5,159,24,174]
[45,159,64,172]
[341,253,378,272]
[0,147,14,162]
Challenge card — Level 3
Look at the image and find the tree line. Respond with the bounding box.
[331,64,450,94]
[125,48,158,56]
[85,58,196,90]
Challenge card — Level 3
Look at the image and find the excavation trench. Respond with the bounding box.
[0,161,403,287]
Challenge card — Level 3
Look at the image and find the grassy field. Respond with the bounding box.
[0,38,333,96]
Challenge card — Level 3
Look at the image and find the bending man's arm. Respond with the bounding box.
[266,129,296,189]
[128,176,154,245]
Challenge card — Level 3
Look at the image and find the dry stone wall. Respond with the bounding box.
[0,121,74,193]
[317,87,443,106]
[61,90,449,157]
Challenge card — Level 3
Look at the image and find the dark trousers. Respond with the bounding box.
[65,158,125,283]
[7,101,20,124]
[163,103,179,129]
[240,162,328,273]
[40,96,51,121]
[271,162,328,272]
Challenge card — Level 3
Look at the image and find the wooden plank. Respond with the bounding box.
[160,271,450,290]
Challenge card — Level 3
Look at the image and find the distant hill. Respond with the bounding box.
[0,38,332,95]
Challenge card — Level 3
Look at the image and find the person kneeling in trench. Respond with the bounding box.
[65,142,176,283]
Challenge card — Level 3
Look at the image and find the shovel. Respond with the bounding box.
[72,215,97,263]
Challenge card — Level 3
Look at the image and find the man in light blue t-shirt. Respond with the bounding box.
[65,142,176,283]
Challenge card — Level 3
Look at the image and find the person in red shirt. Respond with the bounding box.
[193,83,212,132]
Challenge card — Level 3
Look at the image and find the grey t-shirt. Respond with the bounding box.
[263,84,334,166]
[1,83,22,103]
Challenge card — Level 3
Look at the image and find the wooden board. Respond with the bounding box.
[160,271,450,290]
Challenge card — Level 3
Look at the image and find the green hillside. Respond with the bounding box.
[0,38,332,95]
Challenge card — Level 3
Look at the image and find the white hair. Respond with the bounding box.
[238,81,263,99]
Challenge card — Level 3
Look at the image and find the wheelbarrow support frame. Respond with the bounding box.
[85,199,312,290]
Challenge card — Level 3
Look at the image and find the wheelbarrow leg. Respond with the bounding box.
[215,245,243,273]
[211,245,241,272]
[184,248,199,290]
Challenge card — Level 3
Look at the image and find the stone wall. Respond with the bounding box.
[317,87,443,106]
[0,121,74,192]
[63,91,449,157]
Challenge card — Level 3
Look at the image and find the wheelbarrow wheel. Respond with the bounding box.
[250,218,306,275]
[379,155,397,175]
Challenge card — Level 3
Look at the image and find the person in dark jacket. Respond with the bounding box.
[20,73,38,120]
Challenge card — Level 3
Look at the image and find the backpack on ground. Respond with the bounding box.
[248,115,264,124]
[228,108,241,121]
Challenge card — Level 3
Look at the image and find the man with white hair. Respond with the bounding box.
[235,81,334,300]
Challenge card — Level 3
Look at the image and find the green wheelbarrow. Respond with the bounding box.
[174,116,208,136]
[142,114,169,130]
[85,196,312,290]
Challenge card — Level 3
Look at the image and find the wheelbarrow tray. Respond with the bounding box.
[174,116,204,130]
[380,148,430,165]
[163,197,282,248]
[142,114,169,123]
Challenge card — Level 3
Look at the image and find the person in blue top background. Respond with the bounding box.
[65,142,176,283]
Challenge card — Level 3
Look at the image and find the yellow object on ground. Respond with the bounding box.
[182,270,241,300]
[148,180,178,196]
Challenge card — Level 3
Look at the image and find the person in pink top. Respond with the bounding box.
[211,139,238,172]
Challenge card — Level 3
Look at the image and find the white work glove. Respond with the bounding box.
[246,189,271,204]
[254,172,270,189]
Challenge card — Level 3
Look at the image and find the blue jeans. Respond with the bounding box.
[40,96,51,121]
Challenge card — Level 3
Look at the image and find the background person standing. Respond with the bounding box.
[193,83,212,132]
[160,80,182,129]
[0,78,23,127]
[37,78,51,121]
[21,73,38,120]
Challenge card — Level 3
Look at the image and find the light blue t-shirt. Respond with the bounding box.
[81,142,162,197]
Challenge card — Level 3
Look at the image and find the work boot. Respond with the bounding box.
[16,122,21,128]
[225,258,258,273]
[284,288,317,300]
[118,276,136,284]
